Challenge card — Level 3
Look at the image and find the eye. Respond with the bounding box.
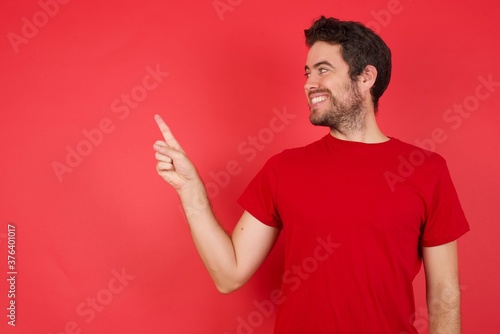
[304,72,311,78]
[318,67,328,74]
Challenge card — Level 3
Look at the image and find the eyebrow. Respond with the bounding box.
[304,61,335,71]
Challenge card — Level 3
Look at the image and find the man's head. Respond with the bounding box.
[303,16,392,132]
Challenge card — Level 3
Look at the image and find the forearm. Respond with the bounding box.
[153,116,246,293]
[427,280,461,334]
[178,181,240,293]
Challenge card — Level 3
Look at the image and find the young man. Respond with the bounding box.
[153,16,469,334]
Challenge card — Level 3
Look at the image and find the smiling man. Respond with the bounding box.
[153,16,469,334]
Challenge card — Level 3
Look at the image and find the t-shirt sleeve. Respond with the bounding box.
[237,156,282,228]
[421,162,470,247]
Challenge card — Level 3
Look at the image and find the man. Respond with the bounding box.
[153,16,469,334]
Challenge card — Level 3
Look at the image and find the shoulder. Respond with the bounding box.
[388,137,448,171]
[383,138,455,197]
[269,135,328,164]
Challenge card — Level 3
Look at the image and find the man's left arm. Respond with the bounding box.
[422,240,462,334]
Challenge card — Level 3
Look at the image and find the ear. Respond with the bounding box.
[358,65,377,91]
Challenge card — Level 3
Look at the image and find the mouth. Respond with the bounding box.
[309,94,330,107]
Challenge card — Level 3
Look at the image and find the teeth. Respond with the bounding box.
[311,96,327,104]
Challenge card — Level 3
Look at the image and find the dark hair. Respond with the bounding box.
[305,16,392,111]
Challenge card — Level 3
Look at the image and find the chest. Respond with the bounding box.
[274,156,428,245]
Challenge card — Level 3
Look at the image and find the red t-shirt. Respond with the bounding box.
[238,134,469,334]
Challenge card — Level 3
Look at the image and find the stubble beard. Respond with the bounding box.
[309,81,367,135]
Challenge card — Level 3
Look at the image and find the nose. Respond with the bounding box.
[304,76,320,92]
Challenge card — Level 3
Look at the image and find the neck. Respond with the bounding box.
[330,109,389,143]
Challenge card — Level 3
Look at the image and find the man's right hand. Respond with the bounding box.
[152,114,279,294]
[153,114,200,192]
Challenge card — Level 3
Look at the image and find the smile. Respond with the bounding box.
[310,95,329,105]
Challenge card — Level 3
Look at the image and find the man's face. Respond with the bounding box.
[304,42,365,132]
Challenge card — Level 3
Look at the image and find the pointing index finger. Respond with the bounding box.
[154,114,183,151]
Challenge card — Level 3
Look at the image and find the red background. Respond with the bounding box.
[1,0,499,333]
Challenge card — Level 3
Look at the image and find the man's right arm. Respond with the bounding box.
[153,115,279,293]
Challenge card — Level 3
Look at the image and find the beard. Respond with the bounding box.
[309,80,367,134]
